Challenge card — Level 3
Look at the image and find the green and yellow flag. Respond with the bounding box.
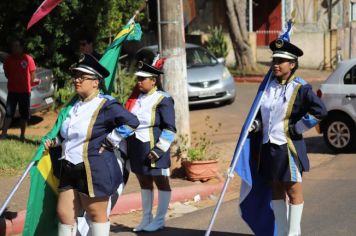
[23,23,142,236]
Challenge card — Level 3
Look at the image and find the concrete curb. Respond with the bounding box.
[234,76,325,83]
[111,181,224,214]
[0,181,224,235]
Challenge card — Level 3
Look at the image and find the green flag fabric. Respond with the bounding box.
[23,23,142,236]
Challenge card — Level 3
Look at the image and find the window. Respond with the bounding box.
[344,66,356,84]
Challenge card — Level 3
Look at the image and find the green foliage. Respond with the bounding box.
[0,137,40,175]
[110,66,136,104]
[206,25,228,59]
[0,0,145,89]
[179,116,222,161]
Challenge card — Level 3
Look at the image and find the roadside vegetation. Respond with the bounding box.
[0,136,40,175]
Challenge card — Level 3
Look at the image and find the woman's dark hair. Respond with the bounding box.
[98,78,109,94]
[290,59,299,76]
[152,76,164,91]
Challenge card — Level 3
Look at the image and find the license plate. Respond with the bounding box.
[199,91,216,98]
[45,97,54,104]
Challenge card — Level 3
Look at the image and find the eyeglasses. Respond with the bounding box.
[72,73,98,83]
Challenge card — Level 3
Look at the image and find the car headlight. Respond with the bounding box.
[222,67,232,80]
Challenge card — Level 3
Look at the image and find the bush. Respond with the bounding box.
[206,25,228,59]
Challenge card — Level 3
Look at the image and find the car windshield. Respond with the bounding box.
[186,47,217,67]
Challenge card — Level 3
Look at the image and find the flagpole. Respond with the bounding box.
[0,161,36,216]
[205,70,273,236]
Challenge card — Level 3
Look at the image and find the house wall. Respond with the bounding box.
[256,32,325,69]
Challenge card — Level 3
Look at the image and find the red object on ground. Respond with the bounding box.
[27,0,62,29]
[3,54,36,93]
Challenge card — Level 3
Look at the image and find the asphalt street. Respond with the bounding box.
[109,81,355,235]
[111,153,356,236]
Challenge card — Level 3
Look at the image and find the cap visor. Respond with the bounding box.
[272,53,296,60]
[135,71,155,77]
[71,67,96,75]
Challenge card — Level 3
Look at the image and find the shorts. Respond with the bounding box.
[58,160,89,195]
[259,142,302,183]
[5,92,30,120]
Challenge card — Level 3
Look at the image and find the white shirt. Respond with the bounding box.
[261,79,289,145]
[130,90,163,143]
[60,95,104,164]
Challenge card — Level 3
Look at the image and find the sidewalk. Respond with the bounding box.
[0,166,230,235]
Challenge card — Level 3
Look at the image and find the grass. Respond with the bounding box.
[0,136,41,176]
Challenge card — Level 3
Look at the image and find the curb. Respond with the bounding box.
[234,76,325,83]
[111,181,224,214]
[0,181,224,235]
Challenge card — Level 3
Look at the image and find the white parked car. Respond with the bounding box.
[317,58,356,152]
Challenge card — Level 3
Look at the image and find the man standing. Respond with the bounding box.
[1,39,37,141]
[79,35,101,60]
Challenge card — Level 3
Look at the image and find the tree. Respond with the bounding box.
[160,0,191,159]
[0,0,145,81]
[225,0,255,71]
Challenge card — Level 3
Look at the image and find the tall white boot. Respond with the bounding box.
[133,189,154,232]
[288,202,304,236]
[272,200,288,236]
[90,221,110,236]
[143,190,171,232]
[58,223,77,236]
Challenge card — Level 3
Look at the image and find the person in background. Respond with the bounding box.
[1,38,38,141]
[125,58,176,232]
[79,35,101,60]
[45,54,139,236]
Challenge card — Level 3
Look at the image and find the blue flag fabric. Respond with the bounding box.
[234,69,277,236]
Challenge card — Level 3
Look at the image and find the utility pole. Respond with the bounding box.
[159,0,191,150]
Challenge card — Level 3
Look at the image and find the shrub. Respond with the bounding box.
[206,25,228,59]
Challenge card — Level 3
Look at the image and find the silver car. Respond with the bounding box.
[0,52,55,128]
[317,58,356,152]
[135,43,236,105]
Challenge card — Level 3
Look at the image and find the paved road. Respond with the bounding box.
[111,153,356,235]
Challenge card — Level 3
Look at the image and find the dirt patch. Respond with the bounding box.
[5,109,59,138]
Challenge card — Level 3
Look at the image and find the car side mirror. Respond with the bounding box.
[217,57,225,64]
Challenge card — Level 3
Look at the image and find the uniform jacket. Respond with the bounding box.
[255,76,327,172]
[52,94,139,197]
[127,88,176,171]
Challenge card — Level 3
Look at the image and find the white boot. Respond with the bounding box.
[288,202,304,236]
[272,200,288,236]
[90,221,110,236]
[58,223,77,236]
[133,189,154,232]
[143,190,171,232]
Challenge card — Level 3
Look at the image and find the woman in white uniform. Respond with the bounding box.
[45,54,139,236]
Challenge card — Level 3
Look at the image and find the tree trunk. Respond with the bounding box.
[225,0,256,71]
[160,0,191,161]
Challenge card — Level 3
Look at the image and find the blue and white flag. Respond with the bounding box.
[234,69,275,236]
[234,19,295,236]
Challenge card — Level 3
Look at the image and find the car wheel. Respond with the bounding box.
[0,104,5,129]
[323,114,356,153]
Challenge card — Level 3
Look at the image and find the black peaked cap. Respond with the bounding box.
[71,53,110,79]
